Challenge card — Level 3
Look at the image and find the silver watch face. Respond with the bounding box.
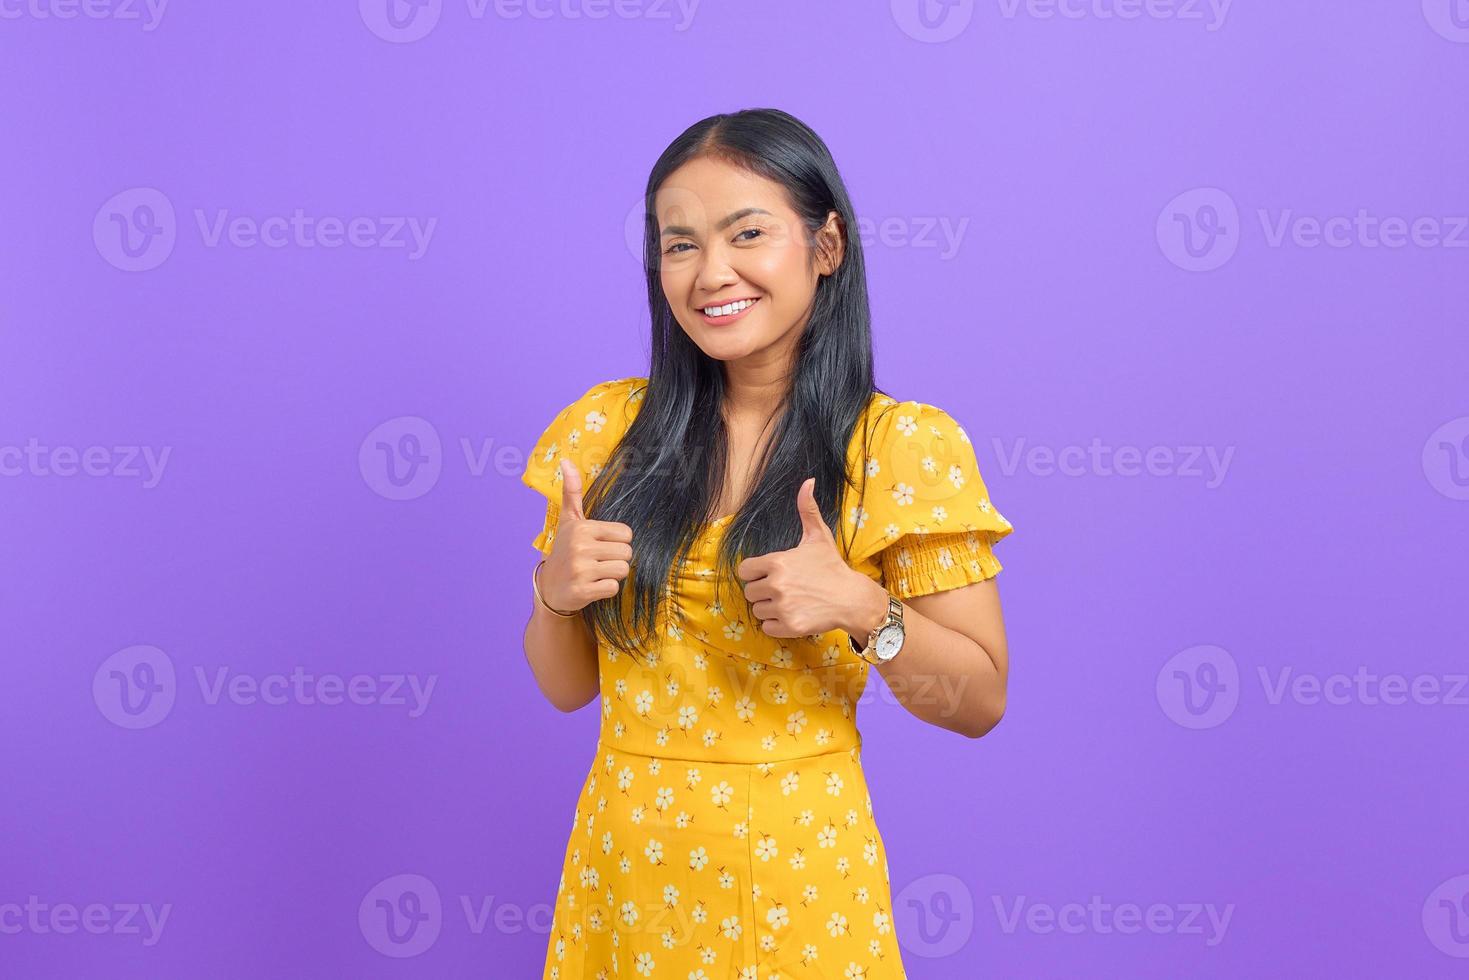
[874,623,905,661]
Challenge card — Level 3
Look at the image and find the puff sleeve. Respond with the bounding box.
[844,398,1014,599]
[520,377,646,556]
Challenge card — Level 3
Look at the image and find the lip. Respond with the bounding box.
[696,296,761,327]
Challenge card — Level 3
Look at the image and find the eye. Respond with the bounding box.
[734,227,764,243]
[664,241,693,255]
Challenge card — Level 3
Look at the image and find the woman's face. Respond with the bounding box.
[655,156,841,366]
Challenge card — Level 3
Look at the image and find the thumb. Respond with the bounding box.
[796,477,831,544]
[559,458,586,521]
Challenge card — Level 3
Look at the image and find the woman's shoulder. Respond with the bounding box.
[521,376,647,499]
[851,390,972,454]
[560,375,648,416]
[843,388,1012,564]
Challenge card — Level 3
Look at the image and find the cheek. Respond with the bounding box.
[747,247,811,297]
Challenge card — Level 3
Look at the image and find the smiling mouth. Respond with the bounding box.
[697,297,761,323]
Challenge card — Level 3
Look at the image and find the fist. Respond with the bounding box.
[539,458,634,612]
[735,477,867,638]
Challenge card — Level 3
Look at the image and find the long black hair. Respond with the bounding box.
[580,107,888,661]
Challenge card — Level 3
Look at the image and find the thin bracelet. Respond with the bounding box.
[533,559,578,618]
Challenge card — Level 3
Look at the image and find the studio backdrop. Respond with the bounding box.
[3,2,1467,977]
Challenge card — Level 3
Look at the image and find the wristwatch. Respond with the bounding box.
[849,594,906,665]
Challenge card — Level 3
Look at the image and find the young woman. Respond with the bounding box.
[521,107,1013,979]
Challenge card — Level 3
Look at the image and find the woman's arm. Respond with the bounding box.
[521,458,633,713]
[523,587,600,712]
[841,576,1008,739]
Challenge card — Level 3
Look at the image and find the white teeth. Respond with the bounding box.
[702,299,756,317]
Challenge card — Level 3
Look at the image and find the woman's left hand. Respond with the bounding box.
[736,477,887,639]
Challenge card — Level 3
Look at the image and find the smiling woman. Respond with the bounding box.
[520,107,1015,979]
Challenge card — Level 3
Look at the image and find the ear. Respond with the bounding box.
[813,210,845,277]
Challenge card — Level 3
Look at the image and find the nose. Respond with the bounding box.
[693,239,739,295]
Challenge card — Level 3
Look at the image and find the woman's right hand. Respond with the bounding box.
[538,458,634,612]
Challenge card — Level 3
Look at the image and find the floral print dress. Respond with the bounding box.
[521,377,1014,979]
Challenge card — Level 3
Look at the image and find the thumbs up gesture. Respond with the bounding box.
[539,458,634,613]
[736,477,886,639]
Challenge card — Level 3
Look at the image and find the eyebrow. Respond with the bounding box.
[660,207,772,238]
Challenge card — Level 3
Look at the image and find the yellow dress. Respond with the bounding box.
[521,377,1013,980]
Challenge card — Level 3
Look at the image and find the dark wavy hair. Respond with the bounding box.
[578,107,889,660]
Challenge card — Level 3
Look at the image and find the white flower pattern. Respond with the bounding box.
[522,378,1014,978]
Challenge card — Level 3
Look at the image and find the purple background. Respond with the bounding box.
[3,1,1468,976]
